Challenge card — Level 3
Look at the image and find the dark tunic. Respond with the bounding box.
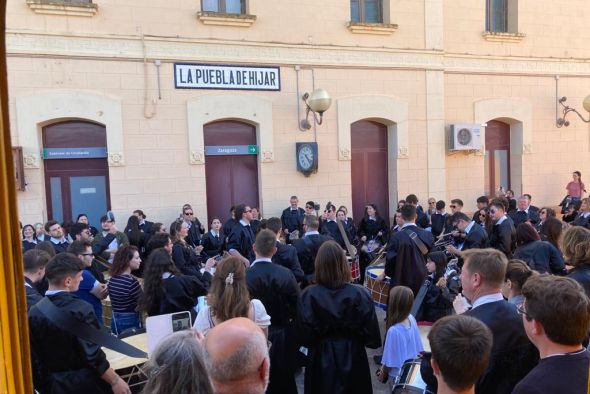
[430,213,448,237]
[247,261,300,394]
[358,216,388,244]
[171,242,212,290]
[226,222,256,262]
[509,209,540,227]
[385,225,434,296]
[419,273,460,322]
[568,265,590,298]
[200,231,224,258]
[148,274,207,321]
[465,300,538,394]
[321,220,347,249]
[514,240,566,274]
[186,218,205,248]
[281,207,305,234]
[512,349,589,394]
[272,241,305,282]
[292,233,332,286]
[297,283,381,394]
[489,217,515,258]
[23,239,37,252]
[25,277,43,311]
[462,223,488,250]
[28,292,111,393]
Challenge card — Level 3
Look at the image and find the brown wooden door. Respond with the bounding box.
[204,121,259,225]
[351,120,389,225]
[43,121,110,225]
[485,120,511,196]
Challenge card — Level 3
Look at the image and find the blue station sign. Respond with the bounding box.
[205,145,259,156]
[43,147,108,160]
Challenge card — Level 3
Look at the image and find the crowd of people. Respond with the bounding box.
[20,171,590,394]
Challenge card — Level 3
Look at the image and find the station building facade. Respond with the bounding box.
[6,0,590,227]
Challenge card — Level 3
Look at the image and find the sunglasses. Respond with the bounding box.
[184,212,194,216]
[479,213,486,217]
[450,205,456,208]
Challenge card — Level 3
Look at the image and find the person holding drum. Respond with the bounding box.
[297,241,381,394]
[417,251,460,323]
[377,286,424,386]
[358,204,388,282]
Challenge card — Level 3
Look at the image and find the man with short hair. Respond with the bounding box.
[428,315,493,394]
[512,275,590,394]
[472,196,489,224]
[204,317,270,394]
[45,220,69,254]
[304,201,316,216]
[457,248,538,394]
[430,200,448,238]
[319,202,343,246]
[23,249,51,311]
[181,205,204,248]
[449,199,463,213]
[227,204,256,266]
[381,204,434,295]
[68,240,108,325]
[405,194,429,229]
[265,217,304,282]
[522,194,539,213]
[292,215,331,286]
[70,222,115,281]
[246,230,300,394]
[281,196,305,243]
[92,215,128,263]
[28,253,130,394]
[488,199,515,258]
[509,195,540,227]
[446,212,488,257]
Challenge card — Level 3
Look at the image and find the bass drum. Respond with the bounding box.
[392,358,434,394]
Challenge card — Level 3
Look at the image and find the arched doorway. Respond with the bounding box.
[350,120,389,224]
[484,120,511,196]
[43,120,111,225]
[204,120,259,224]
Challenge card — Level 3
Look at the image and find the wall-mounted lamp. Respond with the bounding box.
[556,95,590,127]
[300,89,332,130]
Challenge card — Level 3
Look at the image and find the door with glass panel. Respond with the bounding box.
[484,120,511,196]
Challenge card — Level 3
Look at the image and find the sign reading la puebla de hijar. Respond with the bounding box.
[174,63,280,91]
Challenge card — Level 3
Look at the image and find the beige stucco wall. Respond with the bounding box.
[6,0,590,226]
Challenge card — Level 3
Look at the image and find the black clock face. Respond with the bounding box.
[457,128,472,145]
[298,145,314,170]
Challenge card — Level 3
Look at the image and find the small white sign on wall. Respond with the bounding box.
[80,188,96,194]
[174,63,281,91]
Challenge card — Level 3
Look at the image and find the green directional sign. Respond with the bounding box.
[248,145,258,154]
[204,145,259,156]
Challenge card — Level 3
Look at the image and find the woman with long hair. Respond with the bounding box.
[378,286,424,385]
[419,251,460,323]
[513,223,565,274]
[193,256,270,336]
[108,244,143,334]
[142,330,214,394]
[561,226,590,297]
[566,170,585,201]
[501,259,535,308]
[22,224,38,252]
[297,241,380,394]
[540,217,565,250]
[137,248,211,321]
[535,207,556,231]
[124,215,144,250]
[170,219,210,284]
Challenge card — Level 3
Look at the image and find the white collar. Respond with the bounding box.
[401,223,416,229]
[45,289,67,296]
[471,293,504,309]
[162,272,173,279]
[25,282,33,288]
[496,215,508,225]
[465,221,476,234]
[251,257,272,267]
[210,230,219,237]
[239,219,250,226]
[304,231,320,236]
[368,216,376,220]
[50,237,65,244]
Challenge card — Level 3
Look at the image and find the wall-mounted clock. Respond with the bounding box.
[296,142,318,177]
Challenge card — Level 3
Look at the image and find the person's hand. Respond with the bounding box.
[111,377,131,394]
[446,245,460,256]
[109,224,118,235]
[361,236,367,242]
[436,277,447,288]
[204,258,216,271]
[194,245,204,253]
[283,228,289,234]
[98,283,108,299]
[453,294,469,315]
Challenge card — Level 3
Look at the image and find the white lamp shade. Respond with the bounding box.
[307,89,332,114]
[583,95,590,113]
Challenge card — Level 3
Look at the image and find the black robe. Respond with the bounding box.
[148,274,207,322]
[385,225,434,295]
[292,233,332,286]
[246,261,300,394]
[171,242,212,290]
[358,216,388,244]
[200,231,224,258]
[28,292,111,393]
[226,222,256,263]
[272,241,305,282]
[297,283,381,394]
[489,218,515,258]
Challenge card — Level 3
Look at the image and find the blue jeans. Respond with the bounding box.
[111,312,142,335]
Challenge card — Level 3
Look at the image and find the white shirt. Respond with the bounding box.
[45,289,66,296]
[496,215,508,225]
[401,223,416,229]
[304,231,320,236]
[471,293,505,309]
[250,257,272,267]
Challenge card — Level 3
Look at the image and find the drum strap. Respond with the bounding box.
[337,219,357,258]
[403,229,429,256]
[36,297,148,358]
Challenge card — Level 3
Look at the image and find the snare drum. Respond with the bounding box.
[347,255,361,282]
[364,266,390,310]
[392,358,434,394]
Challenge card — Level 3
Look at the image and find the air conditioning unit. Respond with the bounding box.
[449,124,482,151]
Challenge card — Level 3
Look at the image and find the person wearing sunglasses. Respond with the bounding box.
[181,204,205,248]
[513,275,590,394]
[488,199,515,258]
[227,204,256,266]
[472,196,489,225]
